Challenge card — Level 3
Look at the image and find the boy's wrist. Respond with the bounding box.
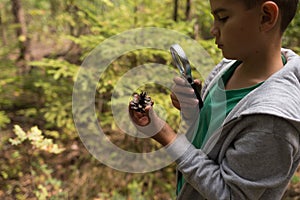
[152,123,177,146]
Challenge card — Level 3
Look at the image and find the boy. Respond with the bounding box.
[129,0,300,199]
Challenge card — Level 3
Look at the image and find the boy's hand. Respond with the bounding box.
[128,103,165,138]
[170,77,201,137]
[128,104,177,146]
[170,76,201,111]
[129,104,152,126]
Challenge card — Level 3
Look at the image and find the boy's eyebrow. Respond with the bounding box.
[211,8,228,15]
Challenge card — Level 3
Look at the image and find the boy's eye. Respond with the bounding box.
[217,16,229,22]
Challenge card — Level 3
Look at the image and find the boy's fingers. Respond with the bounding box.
[171,77,200,109]
[173,76,188,86]
[129,109,150,126]
[172,77,202,95]
[172,84,195,95]
[194,79,202,91]
[171,92,197,104]
[173,77,202,86]
[170,93,181,110]
[170,92,199,109]
[128,105,147,125]
[194,79,202,85]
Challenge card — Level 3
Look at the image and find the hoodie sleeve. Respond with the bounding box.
[166,115,299,200]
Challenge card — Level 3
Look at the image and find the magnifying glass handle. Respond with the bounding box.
[190,81,203,109]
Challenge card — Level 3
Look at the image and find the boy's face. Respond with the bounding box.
[210,0,263,60]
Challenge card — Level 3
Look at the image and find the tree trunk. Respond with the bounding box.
[173,0,178,21]
[0,10,7,46]
[185,0,191,21]
[11,0,30,73]
[49,0,61,17]
[193,21,199,40]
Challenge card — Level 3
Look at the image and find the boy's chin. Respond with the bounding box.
[222,52,238,60]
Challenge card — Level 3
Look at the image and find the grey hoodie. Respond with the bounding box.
[166,49,300,200]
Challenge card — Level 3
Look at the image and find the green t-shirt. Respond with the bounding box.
[176,60,263,193]
[192,61,265,148]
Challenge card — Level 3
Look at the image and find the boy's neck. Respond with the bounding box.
[226,45,283,90]
[241,48,283,77]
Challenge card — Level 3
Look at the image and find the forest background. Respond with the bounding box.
[0,0,300,199]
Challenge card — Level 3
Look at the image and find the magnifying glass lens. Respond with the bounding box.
[172,52,185,75]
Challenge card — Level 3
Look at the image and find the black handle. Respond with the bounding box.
[190,81,203,110]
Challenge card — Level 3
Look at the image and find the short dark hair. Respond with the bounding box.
[243,0,299,33]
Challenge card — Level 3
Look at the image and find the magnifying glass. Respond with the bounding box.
[170,44,203,109]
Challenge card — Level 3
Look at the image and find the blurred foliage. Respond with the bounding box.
[0,0,299,199]
[283,5,300,53]
[0,111,11,129]
[9,125,65,154]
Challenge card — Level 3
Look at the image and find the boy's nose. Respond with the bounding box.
[210,26,220,37]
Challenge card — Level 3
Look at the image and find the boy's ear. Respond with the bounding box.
[260,1,280,32]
